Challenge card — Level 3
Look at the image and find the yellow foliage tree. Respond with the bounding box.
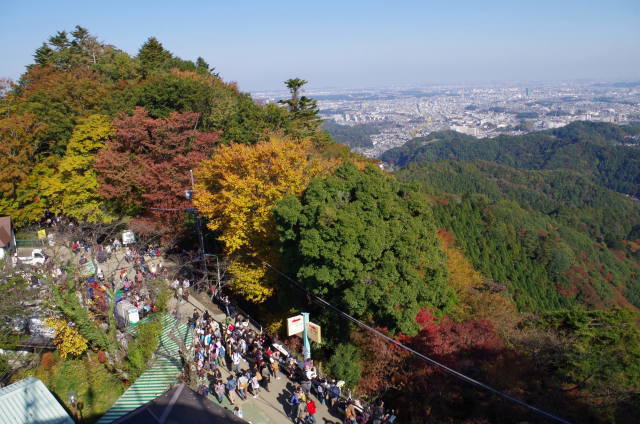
[194,137,338,302]
[46,318,89,359]
[44,114,115,223]
[437,229,518,330]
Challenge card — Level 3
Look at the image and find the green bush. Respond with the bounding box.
[126,318,162,379]
[327,343,362,390]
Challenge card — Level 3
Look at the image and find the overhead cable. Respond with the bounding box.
[261,259,573,424]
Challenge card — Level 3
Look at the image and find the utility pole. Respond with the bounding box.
[204,254,222,294]
[189,169,207,287]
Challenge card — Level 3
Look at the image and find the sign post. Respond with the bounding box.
[302,312,311,360]
[287,313,322,360]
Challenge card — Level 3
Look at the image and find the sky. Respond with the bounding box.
[1,0,639,91]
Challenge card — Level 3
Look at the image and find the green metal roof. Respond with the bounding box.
[96,314,193,424]
[0,377,74,424]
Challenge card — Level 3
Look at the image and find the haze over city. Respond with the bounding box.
[2,0,639,91]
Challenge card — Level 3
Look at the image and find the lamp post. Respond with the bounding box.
[204,254,222,294]
[188,170,207,288]
[67,391,77,421]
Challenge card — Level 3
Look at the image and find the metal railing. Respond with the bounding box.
[15,239,45,248]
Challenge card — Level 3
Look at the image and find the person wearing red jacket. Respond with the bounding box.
[305,398,317,424]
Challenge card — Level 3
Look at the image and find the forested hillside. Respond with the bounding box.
[321,119,379,149]
[2,27,640,424]
[380,123,640,422]
[382,121,640,196]
[0,27,341,231]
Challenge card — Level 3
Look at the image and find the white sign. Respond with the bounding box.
[128,308,140,325]
[122,230,136,245]
[307,321,321,344]
[287,314,304,336]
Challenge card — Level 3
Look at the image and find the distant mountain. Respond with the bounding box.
[398,160,640,244]
[382,121,640,196]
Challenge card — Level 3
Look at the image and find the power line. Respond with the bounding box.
[261,259,573,424]
[147,206,192,212]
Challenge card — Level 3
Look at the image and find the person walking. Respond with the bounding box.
[315,380,325,405]
[260,365,271,392]
[213,379,225,403]
[233,406,244,419]
[305,398,317,424]
[237,371,249,400]
[372,400,385,424]
[250,373,260,398]
[232,350,243,375]
[345,401,357,424]
[226,375,238,405]
[289,390,301,422]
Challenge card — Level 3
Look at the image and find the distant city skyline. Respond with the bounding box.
[1,0,639,91]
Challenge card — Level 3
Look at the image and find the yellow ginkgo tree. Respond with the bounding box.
[194,136,337,302]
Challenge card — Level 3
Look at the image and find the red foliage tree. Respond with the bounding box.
[405,308,503,369]
[352,328,407,396]
[95,107,219,235]
[392,308,506,423]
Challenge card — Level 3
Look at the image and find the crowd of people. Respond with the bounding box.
[185,306,397,424]
[71,238,167,328]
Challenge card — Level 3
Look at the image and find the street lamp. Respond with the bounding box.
[67,391,77,420]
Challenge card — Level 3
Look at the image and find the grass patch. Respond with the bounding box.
[17,351,124,423]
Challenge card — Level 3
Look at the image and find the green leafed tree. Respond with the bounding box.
[537,307,640,413]
[274,162,454,335]
[137,37,172,77]
[279,78,322,137]
[327,343,362,389]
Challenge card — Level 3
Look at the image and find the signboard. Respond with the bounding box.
[287,314,304,336]
[122,230,136,245]
[128,308,140,325]
[80,260,96,276]
[37,229,47,239]
[307,321,322,344]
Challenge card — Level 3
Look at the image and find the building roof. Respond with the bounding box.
[0,377,74,424]
[0,216,12,249]
[112,384,246,424]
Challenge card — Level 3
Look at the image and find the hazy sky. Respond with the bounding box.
[1,0,639,91]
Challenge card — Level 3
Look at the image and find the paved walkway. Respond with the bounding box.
[171,293,344,424]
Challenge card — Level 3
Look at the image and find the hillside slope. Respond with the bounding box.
[382,121,640,196]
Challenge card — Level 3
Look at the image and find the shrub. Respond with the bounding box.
[327,343,362,390]
[46,319,89,359]
[126,318,162,379]
[41,352,55,370]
